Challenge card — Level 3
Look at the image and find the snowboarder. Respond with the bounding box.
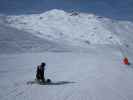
[27,62,51,85]
[36,62,46,82]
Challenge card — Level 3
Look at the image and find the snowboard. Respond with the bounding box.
[27,79,51,85]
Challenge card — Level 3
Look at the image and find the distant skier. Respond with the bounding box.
[36,62,46,82]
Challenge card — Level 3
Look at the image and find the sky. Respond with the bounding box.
[0,0,133,21]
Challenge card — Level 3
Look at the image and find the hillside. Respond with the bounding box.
[0,0,132,53]
[4,9,133,56]
[0,23,62,54]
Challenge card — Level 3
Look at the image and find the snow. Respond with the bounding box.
[5,9,133,49]
[0,47,133,100]
[0,0,133,100]
[0,23,62,54]
[5,9,122,46]
[4,9,133,58]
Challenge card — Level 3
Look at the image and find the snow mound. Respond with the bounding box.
[6,9,121,46]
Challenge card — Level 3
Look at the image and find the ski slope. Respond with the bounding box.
[0,48,133,100]
[0,0,133,100]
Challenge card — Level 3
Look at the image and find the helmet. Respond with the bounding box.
[41,62,46,67]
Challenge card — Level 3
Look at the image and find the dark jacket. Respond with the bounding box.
[36,65,45,81]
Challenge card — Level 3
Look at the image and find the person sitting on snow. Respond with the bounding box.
[36,62,46,82]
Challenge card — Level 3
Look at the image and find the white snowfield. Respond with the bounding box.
[0,49,133,100]
[0,5,133,100]
[5,9,133,48]
[6,9,122,46]
[4,9,133,57]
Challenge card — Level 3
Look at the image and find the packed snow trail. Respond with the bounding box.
[0,46,133,100]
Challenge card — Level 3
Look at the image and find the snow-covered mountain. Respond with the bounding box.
[4,9,133,51]
[0,0,133,53]
[5,9,121,45]
[1,1,133,100]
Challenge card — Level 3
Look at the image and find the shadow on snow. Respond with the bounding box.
[27,80,75,85]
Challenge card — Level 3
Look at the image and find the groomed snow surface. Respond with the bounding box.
[0,48,133,100]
